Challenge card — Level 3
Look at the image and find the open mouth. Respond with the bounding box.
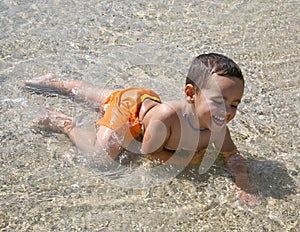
[212,115,226,127]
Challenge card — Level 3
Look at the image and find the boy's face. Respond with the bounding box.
[186,74,244,131]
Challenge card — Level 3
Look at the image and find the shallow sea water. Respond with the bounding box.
[0,0,299,231]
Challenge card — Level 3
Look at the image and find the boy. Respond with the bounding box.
[25,53,259,206]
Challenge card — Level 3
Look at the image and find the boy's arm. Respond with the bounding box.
[144,149,204,166]
[222,150,255,192]
[140,116,189,166]
[141,105,201,166]
[219,127,255,192]
[219,127,259,206]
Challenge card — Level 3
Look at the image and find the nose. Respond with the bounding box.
[220,104,229,115]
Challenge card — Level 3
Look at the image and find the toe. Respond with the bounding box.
[24,73,55,86]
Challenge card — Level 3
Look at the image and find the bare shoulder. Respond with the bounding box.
[143,101,183,126]
[153,101,184,119]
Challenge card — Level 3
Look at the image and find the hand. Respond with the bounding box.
[236,189,260,207]
[233,182,260,206]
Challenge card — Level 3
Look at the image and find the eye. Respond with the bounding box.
[212,99,223,105]
[231,105,238,109]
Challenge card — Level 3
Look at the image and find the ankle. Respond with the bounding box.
[57,80,72,94]
[62,119,74,134]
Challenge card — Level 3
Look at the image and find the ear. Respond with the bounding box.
[184,84,196,104]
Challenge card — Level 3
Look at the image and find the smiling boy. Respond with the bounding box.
[25,53,259,206]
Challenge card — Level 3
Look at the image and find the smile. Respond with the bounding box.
[212,115,226,127]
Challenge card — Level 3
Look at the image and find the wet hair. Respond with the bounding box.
[186,53,244,90]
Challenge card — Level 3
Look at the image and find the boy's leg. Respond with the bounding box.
[67,126,122,160]
[24,73,114,105]
[35,110,122,161]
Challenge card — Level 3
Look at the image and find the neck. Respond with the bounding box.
[183,107,208,132]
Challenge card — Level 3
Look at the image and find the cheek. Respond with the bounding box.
[227,110,237,122]
[206,102,223,114]
[197,101,214,115]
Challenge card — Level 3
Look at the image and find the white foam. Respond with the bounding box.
[1,97,28,105]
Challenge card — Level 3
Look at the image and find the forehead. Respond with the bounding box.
[202,74,244,98]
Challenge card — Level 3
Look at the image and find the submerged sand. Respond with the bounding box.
[0,0,299,231]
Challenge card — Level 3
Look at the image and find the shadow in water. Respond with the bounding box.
[247,158,297,199]
[177,155,297,199]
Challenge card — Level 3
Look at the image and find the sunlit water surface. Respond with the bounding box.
[0,0,299,231]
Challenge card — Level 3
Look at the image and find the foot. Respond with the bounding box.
[34,110,74,134]
[24,73,56,87]
[24,73,69,93]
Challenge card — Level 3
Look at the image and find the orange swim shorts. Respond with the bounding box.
[96,87,161,143]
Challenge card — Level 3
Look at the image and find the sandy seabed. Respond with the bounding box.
[0,0,299,231]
